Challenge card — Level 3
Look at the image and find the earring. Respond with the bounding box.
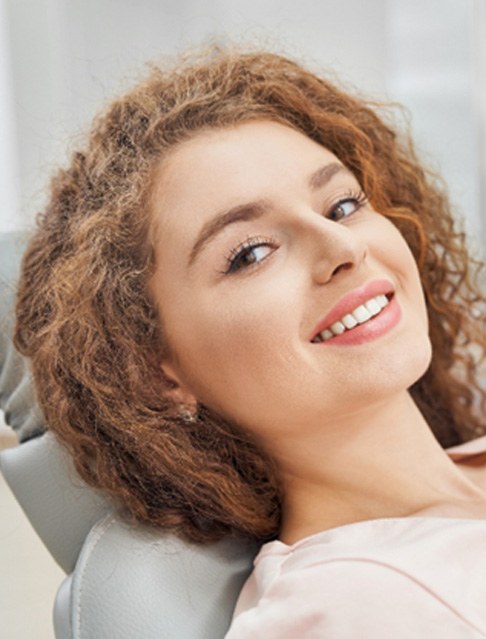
[179,407,197,423]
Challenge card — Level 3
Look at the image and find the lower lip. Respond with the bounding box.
[316,296,402,346]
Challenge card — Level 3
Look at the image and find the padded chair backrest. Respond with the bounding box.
[0,231,258,638]
[0,231,44,442]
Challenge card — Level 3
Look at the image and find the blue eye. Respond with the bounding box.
[224,237,275,274]
[328,190,368,221]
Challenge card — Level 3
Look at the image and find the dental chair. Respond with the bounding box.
[0,231,257,638]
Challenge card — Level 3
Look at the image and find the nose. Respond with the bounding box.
[309,219,368,285]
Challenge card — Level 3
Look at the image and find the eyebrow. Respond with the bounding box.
[308,162,350,190]
[188,161,349,267]
[188,200,270,267]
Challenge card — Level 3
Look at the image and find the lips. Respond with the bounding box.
[310,279,396,344]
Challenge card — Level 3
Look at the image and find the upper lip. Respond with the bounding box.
[309,279,395,341]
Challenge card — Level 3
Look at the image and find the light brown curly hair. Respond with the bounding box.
[14,47,485,544]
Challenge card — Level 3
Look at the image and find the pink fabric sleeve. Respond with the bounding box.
[225,559,486,638]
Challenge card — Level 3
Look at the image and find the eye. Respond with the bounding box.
[327,189,368,222]
[224,237,276,274]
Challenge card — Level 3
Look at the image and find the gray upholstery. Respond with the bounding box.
[57,518,256,639]
[0,231,44,442]
[0,433,110,573]
[0,231,258,638]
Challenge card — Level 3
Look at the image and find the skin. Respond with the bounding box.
[150,120,486,544]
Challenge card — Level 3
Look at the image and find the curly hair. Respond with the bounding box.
[14,46,485,544]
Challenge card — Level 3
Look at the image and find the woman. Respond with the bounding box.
[14,47,486,636]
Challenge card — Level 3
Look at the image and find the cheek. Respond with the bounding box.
[373,221,427,311]
[168,291,301,415]
[397,243,429,324]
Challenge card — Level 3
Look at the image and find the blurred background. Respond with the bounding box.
[1,0,485,247]
[0,1,485,637]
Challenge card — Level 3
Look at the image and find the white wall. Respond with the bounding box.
[0,0,20,232]
[386,0,485,253]
[1,0,485,247]
[473,0,486,238]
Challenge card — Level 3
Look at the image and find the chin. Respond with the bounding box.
[352,333,433,403]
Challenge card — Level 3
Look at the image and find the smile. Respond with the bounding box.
[309,279,402,346]
[311,294,390,343]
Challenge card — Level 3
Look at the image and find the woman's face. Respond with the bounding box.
[150,120,431,440]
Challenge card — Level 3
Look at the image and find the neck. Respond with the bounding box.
[270,392,484,544]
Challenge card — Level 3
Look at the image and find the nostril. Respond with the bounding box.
[331,262,354,278]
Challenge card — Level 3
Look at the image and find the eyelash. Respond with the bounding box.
[223,234,279,275]
[223,188,368,275]
[328,188,368,221]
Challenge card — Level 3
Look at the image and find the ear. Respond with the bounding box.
[160,360,198,411]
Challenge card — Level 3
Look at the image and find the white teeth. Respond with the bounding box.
[313,293,391,343]
[364,298,381,316]
[330,320,346,335]
[376,294,388,308]
[342,313,358,329]
[352,305,372,323]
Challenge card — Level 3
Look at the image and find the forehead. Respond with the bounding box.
[150,120,339,235]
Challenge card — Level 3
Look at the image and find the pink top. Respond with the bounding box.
[225,436,486,638]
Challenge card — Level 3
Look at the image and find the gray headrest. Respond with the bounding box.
[0,231,45,442]
[0,432,110,572]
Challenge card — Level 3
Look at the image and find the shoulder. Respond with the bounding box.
[226,556,486,638]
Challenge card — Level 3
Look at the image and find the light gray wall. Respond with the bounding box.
[0,0,20,232]
[1,0,484,249]
[386,0,485,253]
